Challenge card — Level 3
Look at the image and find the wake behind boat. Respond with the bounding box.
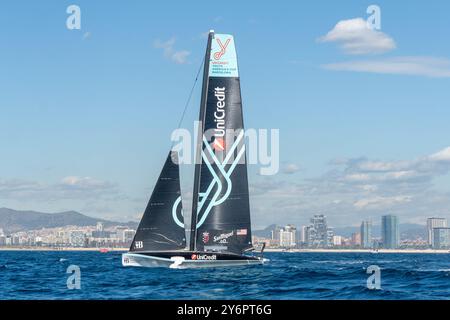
[122,30,267,269]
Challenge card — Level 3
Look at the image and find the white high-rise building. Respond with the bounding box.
[96,222,104,232]
[123,229,136,242]
[332,235,342,246]
[299,226,307,243]
[279,225,296,247]
[427,218,447,246]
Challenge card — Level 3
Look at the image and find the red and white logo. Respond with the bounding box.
[191,254,197,260]
[213,137,225,151]
[202,232,210,243]
[214,38,231,60]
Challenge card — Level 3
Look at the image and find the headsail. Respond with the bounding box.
[130,151,186,252]
[191,32,252,255]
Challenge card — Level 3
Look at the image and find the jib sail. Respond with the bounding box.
[130,151,186,252]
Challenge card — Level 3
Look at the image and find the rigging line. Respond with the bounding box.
[174,56,205,136]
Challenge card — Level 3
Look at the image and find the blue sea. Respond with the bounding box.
[0,251,448,300]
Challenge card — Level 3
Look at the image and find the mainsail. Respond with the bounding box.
[190,32,253,254]
[130,151,186,252]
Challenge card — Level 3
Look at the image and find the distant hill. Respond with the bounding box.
[253,224,277,238]
[0,208,138,233]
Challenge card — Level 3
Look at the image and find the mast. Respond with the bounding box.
[189,30,214,251]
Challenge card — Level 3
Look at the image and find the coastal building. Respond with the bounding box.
[271,226,281,243]
[305,215,333,248]
[360,220,373,249]
[70,230,86,247]
[351,232,361,247]
[427,218,447,247]
[122,229,136,243]
[279,225,296,247]
[382,215,399,249]
[0,235,5,246]
[299,226,307,244]
[96,222,104,232]
[332,235,342,246]
[432,228,450,249]
[327,227,335,246]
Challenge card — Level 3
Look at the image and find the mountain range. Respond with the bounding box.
[0,207,427,240]
[0,208,138,233]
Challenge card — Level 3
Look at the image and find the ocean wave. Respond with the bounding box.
[0,251,448,299]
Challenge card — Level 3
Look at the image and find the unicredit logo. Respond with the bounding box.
[214,87,225,140]
[196,254,217,260]
[214,38,230,60]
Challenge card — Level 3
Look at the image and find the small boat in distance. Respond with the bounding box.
[122,30,268,268]
[99,248,109,253]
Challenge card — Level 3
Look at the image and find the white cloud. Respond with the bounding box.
[0,176,117,201]
[429,147,450,161]
[323,56,450,78]
[282,163,301,174]
[60,176,113,189]
[171,50,190,64]
[318,18,396,55]
[154,38,190,64]
[353,195,412,210]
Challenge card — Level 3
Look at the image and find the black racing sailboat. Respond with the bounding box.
[122,30,267,268]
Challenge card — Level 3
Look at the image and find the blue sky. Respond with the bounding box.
[1,1,450,228]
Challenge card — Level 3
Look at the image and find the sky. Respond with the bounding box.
[1,1,450,228]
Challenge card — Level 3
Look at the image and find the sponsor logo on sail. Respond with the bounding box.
[213,231,234,244]
[213,137,225,151]
[202,232,210,244]
[213,87,226,139]
[214,38,231,60]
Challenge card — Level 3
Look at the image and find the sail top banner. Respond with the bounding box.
[208,34,239,78]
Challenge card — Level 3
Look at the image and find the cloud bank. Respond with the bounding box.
[318,18,396,55]
[154,38,190,64]
[323,56,450,78]
[250,146,450,228]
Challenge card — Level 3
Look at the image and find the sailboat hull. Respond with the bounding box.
[122,251,268,269]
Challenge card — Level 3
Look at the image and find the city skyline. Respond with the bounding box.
[2,211,449,250]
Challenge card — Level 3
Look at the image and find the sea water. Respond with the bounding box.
[0,251,448,300]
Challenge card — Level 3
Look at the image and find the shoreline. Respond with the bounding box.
[0,247,448,254]
[0,247,128,252]
[265,248,450,254]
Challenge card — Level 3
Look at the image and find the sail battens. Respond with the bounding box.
[192,33,253,255]
[130,151,186,252]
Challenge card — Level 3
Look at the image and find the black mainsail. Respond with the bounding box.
[130,151,186,252]
[190,32,253,255]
